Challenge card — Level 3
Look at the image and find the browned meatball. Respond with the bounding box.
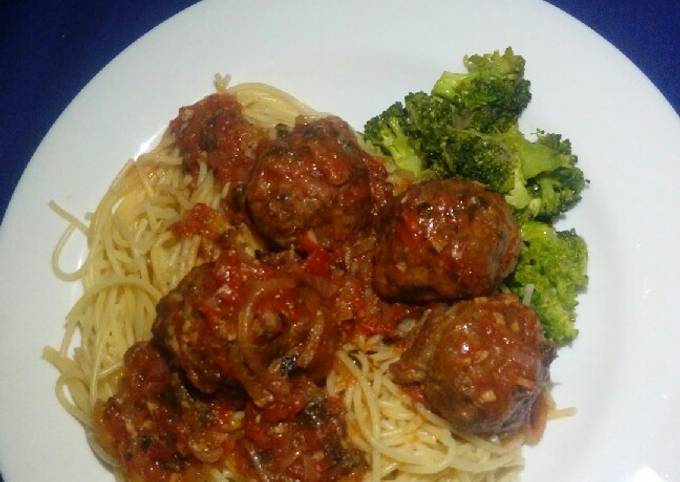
[391,293,553,436]
[373,179,521,302]
[245,116,372,250]
[152,249,337,405]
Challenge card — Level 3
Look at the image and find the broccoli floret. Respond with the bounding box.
[363,101,425,176]
[404,91,464,136]
[526,166,587,220]
[438,130,517,193]
[527,132,587,219]
[364,48,586,220]
[507,221,588,346]
[503,129,587,220]
[431,47,531,133]
[402,91,520,191]
[499,128,573,179]
[399,107,586,220]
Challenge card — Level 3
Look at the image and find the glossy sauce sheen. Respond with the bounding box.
[95,93,549,482]
[94,343,243,482]
[95,94,410,482]
[374,179,521,302]
[391,294,553,436]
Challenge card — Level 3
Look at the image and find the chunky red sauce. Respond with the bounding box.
[172,203,227,241]
[169,93,264,184]
[304,240,422,338]
[95,94,419,482]
[94,343,243,482]
[236,391,365,481]
[96,93,545,482]
[95,342,364,482]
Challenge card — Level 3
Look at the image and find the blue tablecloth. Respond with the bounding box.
[1,0,678,225]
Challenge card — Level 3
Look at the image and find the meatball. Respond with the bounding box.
[391,293,553,436]
[373,179,521,302]
[169,93,264,183]
[245,116,372,249]
[152,249,337,404]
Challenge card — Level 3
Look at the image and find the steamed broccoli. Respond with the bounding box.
[497,128,586,220]
[404,91,461,138]
[364,47,585,221]
[431,47,531,133]
[433,128,517,193]
[523,132,587,220]
[507,221,588,346]
[402,100,586,221]
[363,102,425,176]
[364,48,531,173]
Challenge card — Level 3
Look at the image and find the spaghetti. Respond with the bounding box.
[328,335,526,482]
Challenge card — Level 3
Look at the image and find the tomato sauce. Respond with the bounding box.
[169,93,264,184]
[236,392,366,481]
[94,343,243,482]
[95,343,364,482]
[172,203,227,240]
[97,94,422,482]
[297,232,423,339]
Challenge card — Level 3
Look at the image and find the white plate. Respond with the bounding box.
[1,1,679,481]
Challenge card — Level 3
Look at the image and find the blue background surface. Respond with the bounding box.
[0,0,678,480]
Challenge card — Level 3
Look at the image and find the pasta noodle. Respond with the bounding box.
[44,79,548,481]
[327,337,524,482]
